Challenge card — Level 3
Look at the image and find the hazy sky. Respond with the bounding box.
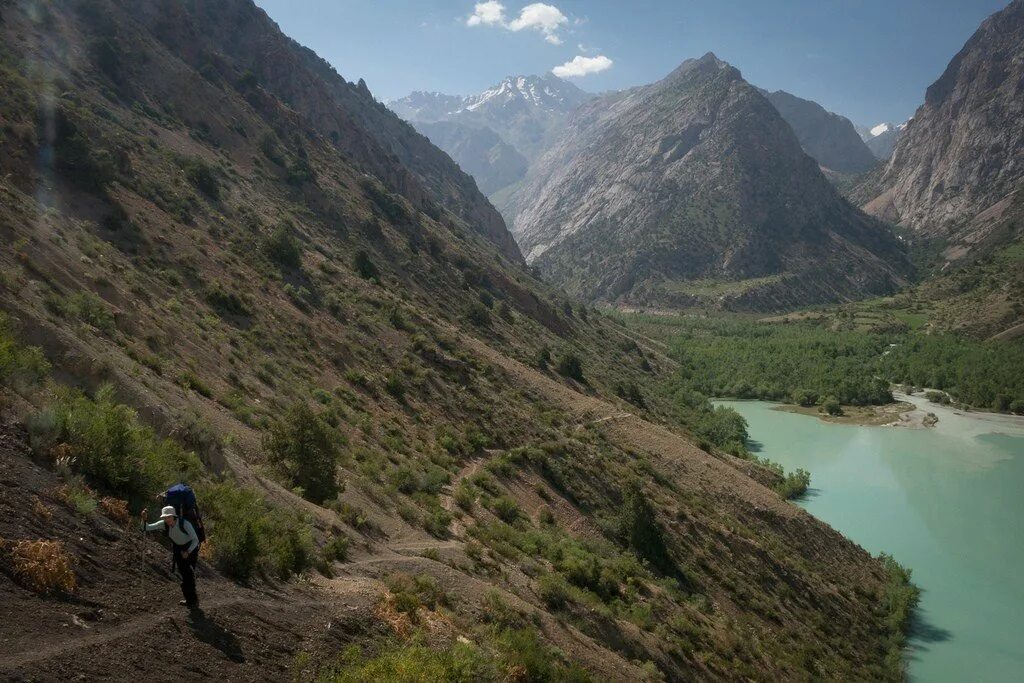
[254,0,1008,125]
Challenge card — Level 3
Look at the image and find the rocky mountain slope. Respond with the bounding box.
[764,90,878,173]
[861,0,1024,255]
[0,1,914,679]
[414,121,529,196]
[506,54,912,311]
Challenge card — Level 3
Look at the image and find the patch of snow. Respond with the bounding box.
[870,123,890,137]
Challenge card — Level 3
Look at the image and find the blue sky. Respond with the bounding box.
[254,0,1008,125]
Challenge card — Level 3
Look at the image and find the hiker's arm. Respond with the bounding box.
[182,520,200,554]
[143,521,164,532]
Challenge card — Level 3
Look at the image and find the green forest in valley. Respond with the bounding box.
[623,313,1024,416]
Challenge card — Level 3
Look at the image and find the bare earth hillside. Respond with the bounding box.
[0,1,913,679]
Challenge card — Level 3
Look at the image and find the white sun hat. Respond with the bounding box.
[159,505,177,519]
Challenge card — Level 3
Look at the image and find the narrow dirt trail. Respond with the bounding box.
[0,593,320,672]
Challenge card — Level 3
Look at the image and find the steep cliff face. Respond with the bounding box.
[508,54,911,311]
[765,90,878,174]
[863,0,1024,250]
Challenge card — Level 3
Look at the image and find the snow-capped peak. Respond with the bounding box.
[869,123,891,137]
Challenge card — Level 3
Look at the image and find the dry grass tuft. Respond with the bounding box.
[99,497,130,526]
[32,496,53,522]
[2,539,77,595]
[374,592,414,638]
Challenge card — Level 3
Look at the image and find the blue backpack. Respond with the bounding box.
[164,483,206,544]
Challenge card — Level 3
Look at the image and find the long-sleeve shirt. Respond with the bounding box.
[144,518,199,553]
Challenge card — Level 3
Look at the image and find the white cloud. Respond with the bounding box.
[464,2,567,45]
[508,3,568,44]
[466,1,506,27]
[551,54,613,78]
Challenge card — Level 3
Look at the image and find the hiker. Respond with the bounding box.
[142,505,201,609]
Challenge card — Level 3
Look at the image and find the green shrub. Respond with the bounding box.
[324,641,492,683]
[537,505,555,526]
[615,382,646,408]
[423,507,452,538]
[0,314,50,388]
[385,572,446,613]
[556,352,584,382]
[353,250,378,280]
[821,397,843,416]
[332,501,373,532]
[790,388,819,408]
[619,481,672,574]
[360,178,409,223]
[489,496,520,523]
[199,480,314,581]
[321,534,350,563]
[464,302,491,327]
[181,156,220,199]
[775,468,811,500]
[384,373,406,400]
[47,291,115,333]
[263,224,302,269]
[537,572,573,609]
[177,370,213,398]
[264,402,343,503]
[30,384,202,503]
[52,106,116,191]
[454,480,476,510]
[89,37,123,82]
[205,283,251,317]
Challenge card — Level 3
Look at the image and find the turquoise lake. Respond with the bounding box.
[717,399,1024,682]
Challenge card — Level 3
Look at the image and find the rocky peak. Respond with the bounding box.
[505,55,911,310]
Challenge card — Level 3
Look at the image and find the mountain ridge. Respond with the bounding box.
[861,0,1024,254]
[506,53,912,311]
[763,89,878,174]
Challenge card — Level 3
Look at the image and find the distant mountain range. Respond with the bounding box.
[388,74,591,201]
[762,90,878,174]
[856,122,908,160]
[503,54,911,310]
[388,74,591,160]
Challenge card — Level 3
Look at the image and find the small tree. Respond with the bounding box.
[464,302,491,327]
[556,352,584,383]
[264,402,341,503]
[353,250,378,280]
[790,388,818,407]
[263,225,302,269]
[619,480,672,574]
[821,397,843,416]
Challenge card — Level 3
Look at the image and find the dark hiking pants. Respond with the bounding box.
[173,545,199,606]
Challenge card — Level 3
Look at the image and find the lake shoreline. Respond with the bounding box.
[717,399,1024,680]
